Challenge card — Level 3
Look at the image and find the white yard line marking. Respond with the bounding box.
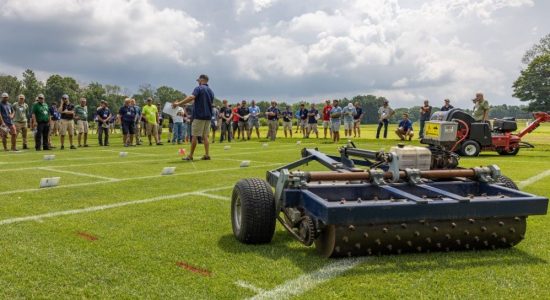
[249,258,367,300]
[193,192,231,201]
[99,149,158,157]
[0,162,281,196]
[0,186,232,226]
[235,281,265,294]
[38,167,119,181]
[518,169,550,189]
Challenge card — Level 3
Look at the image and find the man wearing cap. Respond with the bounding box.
[219,100,233,142]
[473,92,490,121]
[419,99,432,139]
[232,103,241,139]
[118,98,137,147]
[342,103,356,139]
[48,101,61,148]
[0,93,18,151]
[12,94,29,149]
[97,100,112,146]
[282,105,293,138]
[298,103,308,138]
[322,100,332,139]
[59,94,76,149]
[306,103,319,138]
[174,74,214,161]
[31,94,51,151]
[376,100,394,139]
[395,113,414,141]
[75,98,89,147]
[330,99,342,143]
[248,100,261,139]
[142,98,163,146]
[441,99,454,111]
[266,100,281,141]
[237,100,250,140]
[353,102,364,138]
[130,99,143,145]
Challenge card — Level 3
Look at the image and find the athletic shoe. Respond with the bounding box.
[23,144,28,150]
[156,142,163,146]
[60,145,65,150]
[70,145,77,150]
[83,144,89,147]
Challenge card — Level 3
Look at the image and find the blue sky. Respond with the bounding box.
[0,0,548,107]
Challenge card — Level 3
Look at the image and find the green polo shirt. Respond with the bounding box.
[473,100,489,121]
[12,102,29,123]
[75,105,88,121]
[32,102,50,122]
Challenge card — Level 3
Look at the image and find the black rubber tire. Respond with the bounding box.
[496,147,520,156]
[460,140,481,157]
[496,175,519,190]
[231,178,276,244]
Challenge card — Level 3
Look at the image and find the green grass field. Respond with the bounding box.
[1,124,549,299]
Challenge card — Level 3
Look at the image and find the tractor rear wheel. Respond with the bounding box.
[460,140,481,157]
[231,178,276,244]
[496,175,519,190]
[496,147,520,156]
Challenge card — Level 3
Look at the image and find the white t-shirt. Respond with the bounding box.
[174,107,184,123]
[378,106,393,119]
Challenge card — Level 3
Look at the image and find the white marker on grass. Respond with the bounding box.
[161,167,176,175]
[43,154,56,161]
[262,143,268,148]
[224,145,231,150]
[240,160,251,168]
[119,152,128,157]
[39,177,60,188]
[296,141,301,145]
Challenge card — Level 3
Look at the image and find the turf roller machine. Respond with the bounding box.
[231,144,548,257]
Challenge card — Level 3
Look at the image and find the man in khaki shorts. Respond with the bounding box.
[59,94,76,150]
[12,94,29,149]
[142,98,163,146]
[174,74,214,161]
[282,106,293,138]
[75,97,89,147]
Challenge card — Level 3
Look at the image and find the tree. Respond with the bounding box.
[81,82,106,115]
[44,74,80,104]
[522,33,550,64]
[155,86,185,104]
[21,69,44,101]
[132,83,155,104]
[513,54,550,111]
[0,75,22,100]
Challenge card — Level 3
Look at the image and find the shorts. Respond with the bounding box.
[300,119,307,128]
[344,121,353,130]
[192,119,210,137]
[49,120,60,134]
[59,119,75,135]
[122,121,136,135]
[145,123,158,135]
[0,124,16,138]
[211,119,218,130]
[354,119,361,128]
[283,121,292,130]
[238,120,250,131]
[331,119,341,132]
[307,123,318,132]
[323,120,331,129]
[248,118,260,129]
[77,120,89,134]
[15,122,27,132]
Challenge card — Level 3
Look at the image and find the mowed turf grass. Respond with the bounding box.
[0,123,549,299]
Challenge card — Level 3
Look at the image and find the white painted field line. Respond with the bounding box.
[0,186,232,226]
[99,149,158,157]
[249,258,367,300]
[518,169,550,189]
[38,167,119,181]
[235,280,265,294]
[0,158,167,172]
[1,155,111,165]
[0,162,282,196]
[194,192,231,201]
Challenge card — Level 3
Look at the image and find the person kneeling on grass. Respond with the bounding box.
[395,113,414,141]
[173,74,214,161]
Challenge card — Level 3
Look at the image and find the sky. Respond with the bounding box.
[0,0,548,107]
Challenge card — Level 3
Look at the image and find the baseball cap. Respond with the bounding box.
[146,97,153,102]
[347,103,354,109]
[62,94,69,99]
[1,92,8,98]
[37,93,45,99]
[383,99,389,103]
[196,74,209,82]
[18,94,25,99]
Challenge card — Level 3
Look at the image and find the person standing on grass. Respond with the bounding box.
[298,103,308,138]
[12,94,29,150]
[419,99,432,139]
[48,101,60,148]
[376,100,394,139]
[248,100,261,139]
[75,97,89,147]
[306,103,319,139]
[59,95,76,150]
[353,102,364,138]
[266,100,280,141]
[237,100,250,141]
[294,108,301,134]
[322,100,332,139]
[131,99,143,145]
[330,100,342,143]
[219,100,233,143]
[0,93,18,151]
[173,74,214,161]
[282,106,293,138]
[96,100,111,146]
[172,104,185,144]
[142,98,163,146]
[157,102,164,142]
[31,94,51,151]
[185,104,193,143]
[118,98,137,147]
[232,103,241,140]
[441,99,454,111]
[342,103,356,139]
[395,113,414,141]
[211,105,219,143]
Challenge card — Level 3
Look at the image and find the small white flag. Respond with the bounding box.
[39,177,60,188]
[161,167,176,175]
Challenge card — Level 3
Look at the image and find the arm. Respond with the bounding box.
[173,95,196,107]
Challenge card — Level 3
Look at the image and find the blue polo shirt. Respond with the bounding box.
[192,84,214,120]
[266,107,280,120]
[119,105,137,123]
[0,102,13,126]
[398,119,413,131]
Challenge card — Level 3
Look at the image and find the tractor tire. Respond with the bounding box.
[460,140,481,157]
[496,147,520,156]
[231,178,276,244]
[496,175,519,190]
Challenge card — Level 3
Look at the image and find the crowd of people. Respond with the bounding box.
[0,76,492,158]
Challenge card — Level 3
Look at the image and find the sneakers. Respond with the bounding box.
[200,155,211,160]
[182,156,193,161]
[70,145,77,150]
[83,144,89,147]
[23,144,28,150]
[60,145,65,150]
[156,142,163,146]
